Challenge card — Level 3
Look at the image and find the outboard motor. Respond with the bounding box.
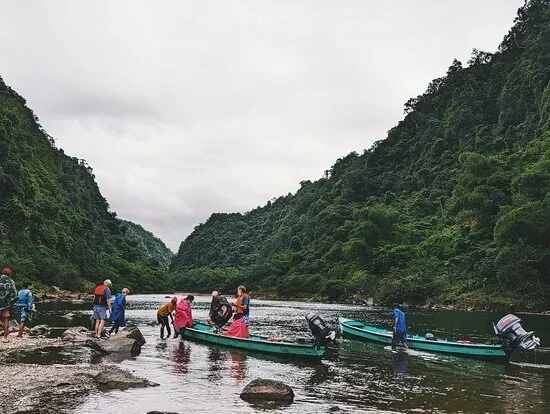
[306,313,336,346]
[493,314,540,356]
[425,333,437,341]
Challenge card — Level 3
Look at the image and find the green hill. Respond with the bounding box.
[121,220,173,269]
[0,77,168,293]
[170,0,550,309]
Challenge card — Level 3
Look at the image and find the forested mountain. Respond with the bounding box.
[0,77,169,293]
[121,220,173,269]
[170,0,550,309]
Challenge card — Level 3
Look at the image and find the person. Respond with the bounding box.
[392,303,409,351]
[108,288,129,335]
[0,268,18,343]
[157,296,177,339]
[16,282,34,338]
[207,290,232,328]
[223,316,250,338]
[173,295,194,338]
[92,279,112,338]
[233,285,250,325]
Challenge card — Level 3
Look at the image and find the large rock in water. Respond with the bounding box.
[93,370,159,390]
[240,378,294,403]
[95,325,146,358]
[111,324,146,346]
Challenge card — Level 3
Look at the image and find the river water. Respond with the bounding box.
[33,294,550,413]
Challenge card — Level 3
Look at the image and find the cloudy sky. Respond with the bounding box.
[0,1,523,251]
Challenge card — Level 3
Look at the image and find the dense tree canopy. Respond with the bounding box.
[0,77,169,293]
[171,1,550,309]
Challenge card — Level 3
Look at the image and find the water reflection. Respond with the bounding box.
[172,342,192,376]
[206,347,225,382]
[229,352,247,381]
[392,352,408,381]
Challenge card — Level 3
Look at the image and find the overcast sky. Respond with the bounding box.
[0,1,524,251]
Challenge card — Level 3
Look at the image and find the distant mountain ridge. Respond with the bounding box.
[121,220,173,269]
[170,0,550,309]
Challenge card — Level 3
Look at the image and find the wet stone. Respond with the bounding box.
[240,378,294,403]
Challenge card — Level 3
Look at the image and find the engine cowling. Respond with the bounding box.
[306,313,336,346]
[493,314,540,356]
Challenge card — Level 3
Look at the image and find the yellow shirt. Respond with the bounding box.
[157,301,175,316]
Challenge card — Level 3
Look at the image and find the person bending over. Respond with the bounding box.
[157,296,177,339]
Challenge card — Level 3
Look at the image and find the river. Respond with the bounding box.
[31,294,550,413]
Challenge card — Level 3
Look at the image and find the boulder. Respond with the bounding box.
[29,324,51,336]
[112,324,146,346]
[94,326,146,358]
[61,326,90,342]
[93,370,159,391]
[240,378,294,403]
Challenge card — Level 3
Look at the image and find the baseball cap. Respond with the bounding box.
[104,279,112,285]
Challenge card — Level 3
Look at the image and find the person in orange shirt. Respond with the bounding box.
[157,297,177,339]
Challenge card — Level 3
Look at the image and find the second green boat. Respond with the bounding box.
[339,314,539,361]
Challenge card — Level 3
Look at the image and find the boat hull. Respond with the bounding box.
[182,322,325,359]
[338,318,507,359]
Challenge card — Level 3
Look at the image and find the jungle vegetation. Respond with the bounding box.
[0,77,170,293]
[170,1,550,309]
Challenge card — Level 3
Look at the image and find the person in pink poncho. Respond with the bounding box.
[223,316,250,339]
[173,295,194,339]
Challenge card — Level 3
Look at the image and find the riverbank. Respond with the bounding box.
[0,327,157,414]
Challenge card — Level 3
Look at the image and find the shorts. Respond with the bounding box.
[1,308,10,318]
[392,330,407,345]
[18,307,32,325]
[92,305,107,321]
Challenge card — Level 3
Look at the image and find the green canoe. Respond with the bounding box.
[182,322,326,359]
[338,317,507,359]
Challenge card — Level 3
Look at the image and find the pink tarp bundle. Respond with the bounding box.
[174,299,193,330]
[224,318,250,338]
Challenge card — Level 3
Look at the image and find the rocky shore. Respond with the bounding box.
[0,326,156,414]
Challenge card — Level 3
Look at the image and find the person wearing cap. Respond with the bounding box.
[233,285,250,325]
[92,279,112,338]
[0,268,18,343]
[157,296,177,339]
[207,290,232,328]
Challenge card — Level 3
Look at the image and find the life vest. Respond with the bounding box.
[235,293,250,316]
[93,285,109,306]
[16,289,32,308]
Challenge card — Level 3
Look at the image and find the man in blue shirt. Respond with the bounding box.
[16,282,34,338]
[392,303,409,351]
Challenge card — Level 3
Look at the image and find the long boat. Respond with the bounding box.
[338,317,508,359]
[182,321,326,359]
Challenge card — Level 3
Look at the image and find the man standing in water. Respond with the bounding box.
[392,303,409,352]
